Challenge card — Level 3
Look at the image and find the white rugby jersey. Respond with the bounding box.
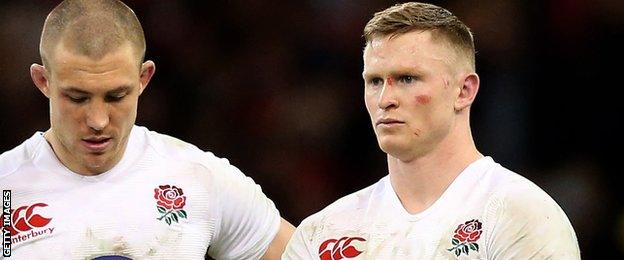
[0,126,280,259]
[284,157,580,259]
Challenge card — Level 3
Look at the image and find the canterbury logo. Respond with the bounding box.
[7,203,52,236]
[319,236,366,260]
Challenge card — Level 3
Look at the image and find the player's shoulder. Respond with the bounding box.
[478,158,579,258]
[0,132,43,179]
[136,125,236,174]
[480,158,555,205]
[298,177,385,229]
[137,126,202,156]
[479,157,569,223]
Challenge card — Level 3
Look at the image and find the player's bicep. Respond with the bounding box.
[260,218,295,260]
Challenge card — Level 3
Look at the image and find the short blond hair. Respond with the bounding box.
[364,2,475,69]
[40,0,146,70]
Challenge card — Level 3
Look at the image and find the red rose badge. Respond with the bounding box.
[154,185,188,225]
[447,219,482,257]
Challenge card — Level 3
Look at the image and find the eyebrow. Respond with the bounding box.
[362,70,380,79]
[107,86,132,95]
[362,68,420,79]
[61,86,133,95]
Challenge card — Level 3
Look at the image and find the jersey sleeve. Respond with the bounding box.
[484,184,581,259]
[204,154,281,260]
[282,218,318,260]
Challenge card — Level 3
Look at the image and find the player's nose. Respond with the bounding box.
[378,81,399,110]
[85,101,110,131]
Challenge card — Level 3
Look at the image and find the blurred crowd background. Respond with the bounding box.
[1,0,622,258]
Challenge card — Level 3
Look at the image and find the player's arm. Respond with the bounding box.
[260,218,295,260]
[485,186,581,259]
[281,218,319,260]
[203,155,293,260]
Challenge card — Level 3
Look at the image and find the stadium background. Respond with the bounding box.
[0,1,621,258]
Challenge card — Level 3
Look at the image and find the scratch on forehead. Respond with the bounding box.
[366,38,388,57]
[405,44,451,66]
[370,37,384,48]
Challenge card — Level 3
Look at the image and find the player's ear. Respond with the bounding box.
[138,60,155,95]
[454,73,479,111]
[30,63,51,98]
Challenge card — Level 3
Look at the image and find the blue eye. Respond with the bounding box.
[399,76,415,84]
[369,78,383,86]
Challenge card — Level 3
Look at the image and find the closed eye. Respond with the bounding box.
[105,94,126,102]
[67,95,88,104]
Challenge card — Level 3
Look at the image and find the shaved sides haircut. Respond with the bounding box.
[40,0,146,70]
[364,2,475,70]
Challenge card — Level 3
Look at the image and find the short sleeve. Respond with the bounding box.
[282,218,318,260]
[205,155,281,260]
[484,184,581,259]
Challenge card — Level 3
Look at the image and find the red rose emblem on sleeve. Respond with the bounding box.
[154,185,188,225]
[447,219,482,257]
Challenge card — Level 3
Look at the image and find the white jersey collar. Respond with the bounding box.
[384,156,494,221]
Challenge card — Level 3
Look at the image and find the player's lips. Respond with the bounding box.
[81,136,112,152]
[376,118,405,126]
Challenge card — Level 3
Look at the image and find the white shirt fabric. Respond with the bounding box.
[0,126,281,259]
[283,157,580,259]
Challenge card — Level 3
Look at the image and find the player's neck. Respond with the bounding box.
[386,128,482,214]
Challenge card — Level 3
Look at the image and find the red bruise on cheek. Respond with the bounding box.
[415,95,431,104]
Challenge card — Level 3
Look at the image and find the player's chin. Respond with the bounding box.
[82,147,116,163]
[377,136,408,155]
[82,155,113,172]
